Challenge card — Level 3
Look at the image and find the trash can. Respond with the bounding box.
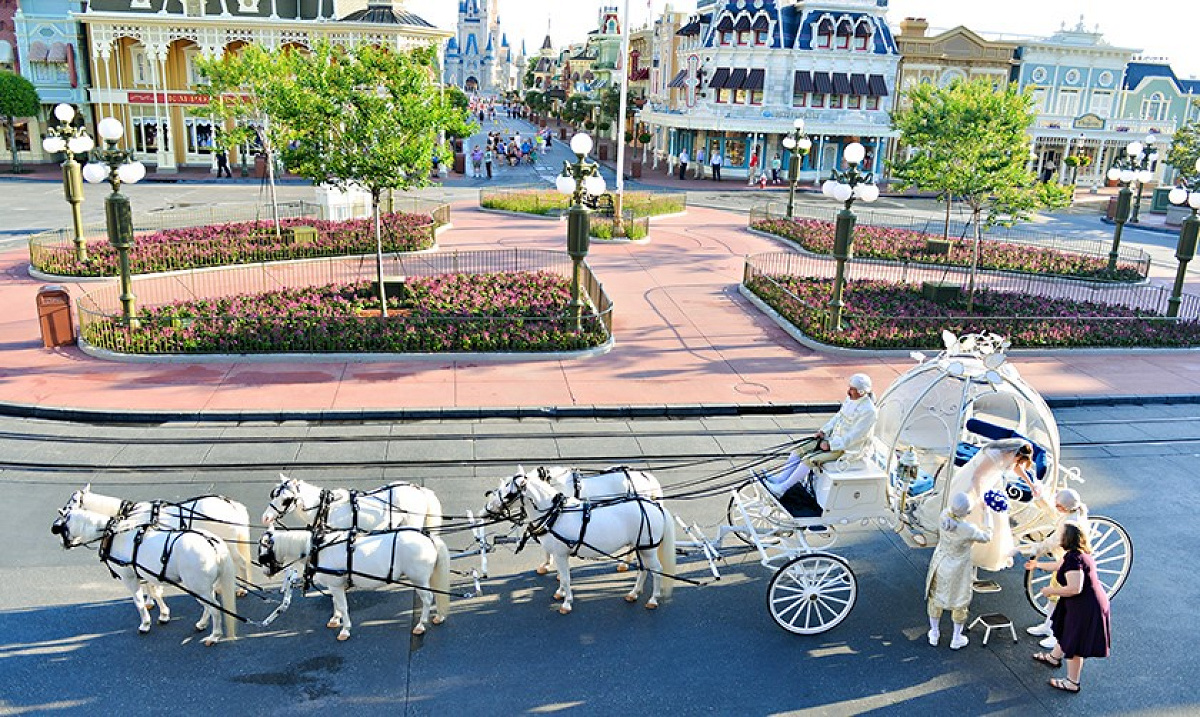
[36,285,75,348]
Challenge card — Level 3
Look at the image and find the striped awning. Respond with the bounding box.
[667,69,687,88]
[793,71,814,94]
[745,69,765,92]
[47,42,69,63]
[831,72,851,95]
[676,20,700,36]
[27,40,49,62]
[716,15,734,32]
[850,73,869,95]
[734,16,752,32]
[728,68,747,89]
[867,74,889,97]
[752,15,769,31]
[708,67,730,89]
[812,71,832,95]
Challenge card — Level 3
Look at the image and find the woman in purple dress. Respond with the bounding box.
[1028,522,1111,693]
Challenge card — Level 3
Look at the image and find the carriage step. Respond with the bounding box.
[972,579,1002,594]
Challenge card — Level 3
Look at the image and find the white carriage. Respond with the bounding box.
[718,332,1133,635]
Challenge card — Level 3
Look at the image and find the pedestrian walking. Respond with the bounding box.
[711,151,723,181]
[748,148,759,186]
[771,154,782,184]
[925,492,993,650]
[695,146,706,179]
[1029,523,1111,694]
[678,149,689,180]
[484,147,494,179]
[215,149,232,178]
[470,146,483,178]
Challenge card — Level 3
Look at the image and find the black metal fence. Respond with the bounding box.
[748,202,1152,280]
[77,249,614,355]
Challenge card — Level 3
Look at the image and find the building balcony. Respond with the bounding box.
[1033,113,1177,137]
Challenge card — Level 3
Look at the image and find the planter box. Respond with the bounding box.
[560,128,568,140]
[285,225,319,245]
[923,239,952,256]
[922,281,962,304]
[372,275,412,301]
[630,160,642,179]
[598,143,609,161]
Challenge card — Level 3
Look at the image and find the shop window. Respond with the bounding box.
[811,94,824,108]
[733,88,744,104]
[715,88,727,104]
[792,93,807,108]
[829,95,842,109]
[10,121,30,151]
[130,114,167,154]
[749,90,762,105]
[185,118,215,155]
[848,95,861,109]
[866,96,879,110]
[726,138,746,166]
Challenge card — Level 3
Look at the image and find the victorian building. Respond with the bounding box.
[639,0,900,181]
[1119,59,1200,181]
[443,0,517,95]
[1014,19,1144,187]
[78,0,449,172]
[893,18,1017,107]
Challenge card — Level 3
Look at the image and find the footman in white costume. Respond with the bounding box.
[926,492,993,649]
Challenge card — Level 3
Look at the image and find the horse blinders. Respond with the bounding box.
[258,532,283,577]
[50,509,74,548]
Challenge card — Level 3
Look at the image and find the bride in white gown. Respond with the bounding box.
[919,438,1035,571]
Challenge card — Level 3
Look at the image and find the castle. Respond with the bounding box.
[443,0,521,95]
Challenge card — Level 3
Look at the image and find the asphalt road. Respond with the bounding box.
[0,405,1190,715]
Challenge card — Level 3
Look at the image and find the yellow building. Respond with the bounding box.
[78,0,450,172]
[894,18,1018,107]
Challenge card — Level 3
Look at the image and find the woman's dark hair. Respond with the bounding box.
[1061,522,1092,554]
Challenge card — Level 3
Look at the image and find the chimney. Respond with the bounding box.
[899,17,929,38]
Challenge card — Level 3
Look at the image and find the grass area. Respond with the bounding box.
[747,274,1200,349]
[480,190,685,219]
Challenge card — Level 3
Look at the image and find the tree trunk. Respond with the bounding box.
[967,207,982,314]
[6,120,19,174]
[373,191,388,318]
[258,124,281,239]
[943,195,952,243]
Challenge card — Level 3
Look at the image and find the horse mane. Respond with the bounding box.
[272,530,312,560]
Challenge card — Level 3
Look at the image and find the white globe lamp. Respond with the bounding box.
[42,136,66,154]
[1169,187,1189,206]
[82,162,109,184]
[555,174,577,196]
[843,142,866,165]
[97,117,124,142]
[832,183,853,202]
[857,183,880,203]
[68,135,95,155]
[570,133,593,157]
[584,174,606,197]
[53,103,75,123]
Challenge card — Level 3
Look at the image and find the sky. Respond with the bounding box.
[402,0,1200,79]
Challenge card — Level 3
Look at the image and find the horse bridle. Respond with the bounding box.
[258,531,308,577]
[265,481,302,523]
[484,477,528,524]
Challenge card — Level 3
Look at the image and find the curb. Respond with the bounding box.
[1100,216,1182,237]
[1,394,1194,424]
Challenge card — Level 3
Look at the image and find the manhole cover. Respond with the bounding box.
[734,382,769,396]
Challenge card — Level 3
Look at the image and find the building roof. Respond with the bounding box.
[1124,61,1200,95]
[340,2,435,27]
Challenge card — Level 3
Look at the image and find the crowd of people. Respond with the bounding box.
[760,372,1112,695]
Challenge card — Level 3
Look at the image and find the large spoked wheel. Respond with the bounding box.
[1024,515,1133,615]
[767,553,857,635]
[726,487,793,546]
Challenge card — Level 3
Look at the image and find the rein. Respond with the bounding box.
[300,528,473,599]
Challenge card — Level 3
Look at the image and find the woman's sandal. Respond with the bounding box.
[1032,652,1063,668]
[1049,677,1081,694]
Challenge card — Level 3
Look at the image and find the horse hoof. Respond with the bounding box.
[337,631,350,641]
[558,605,572,615]
[327,619,341,629]
[624,595,638,603]
[616,563,630,573]
[432,615,445,625]
[536,566,550,575]
[158,616,170,625]
[194,623,206,632]
[236,588,248,598]
[203,637,218,647]
[138,625,151,635]
[553,591,565,601]
[645,601,659,610]
[412,625,426,636]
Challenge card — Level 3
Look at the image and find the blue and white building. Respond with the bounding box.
[443,0,518,95]
[639,0,900,181]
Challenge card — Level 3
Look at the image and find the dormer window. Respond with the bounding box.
[753,15,769,45]
[836,20,852,50]
[735,15,751,45]
[816,19,833,49]
[854,21,872,51]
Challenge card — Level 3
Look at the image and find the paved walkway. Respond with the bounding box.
[6,200,1200,419]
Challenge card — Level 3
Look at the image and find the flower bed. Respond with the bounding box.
[35,212,440,278]
[82,271,608,354]
[480,190,685,219]
[750,218,1143,283]
[747,274,1200,349]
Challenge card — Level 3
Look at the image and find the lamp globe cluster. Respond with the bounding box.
[1168,158,1200,211]
[821,143,879,204]
[81,117,146,186]
[40,104,95,156]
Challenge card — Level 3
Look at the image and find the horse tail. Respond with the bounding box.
[217,541,239,640]
[229,501,254,585]
[658,509,677,601]
[424,488,444,531]
[431,535,452,621]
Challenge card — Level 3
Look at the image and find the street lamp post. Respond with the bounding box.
[1104,159,1140,272]
[82,117,146,326]
[1125,135,1159,224]
[555,133,607,331]
[781,118,812,220]
[1166,159,1200,319]
[41,104,95,263]
[820,142,880,332]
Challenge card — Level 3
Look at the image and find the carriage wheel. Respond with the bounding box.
[726,492,793,546]
[1024,515,1133,615]
[766,553,857,635]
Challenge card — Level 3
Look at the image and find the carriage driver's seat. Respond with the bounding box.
[954,419,1049,502]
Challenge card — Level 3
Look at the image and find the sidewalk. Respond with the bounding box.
[5,200,1200,422]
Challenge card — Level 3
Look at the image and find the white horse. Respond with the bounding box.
[63,485,254,594]
[518,465,663,575]
[262,474,443,532]
[484,472,676,614]
[51,505,238,645]
[258,526,450,640]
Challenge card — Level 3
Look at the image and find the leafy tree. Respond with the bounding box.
[1167,112,1200,179]
[561,94,591,126]
[268,41,473,316]
[0,71,40,173]
[890,79,1067,311]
